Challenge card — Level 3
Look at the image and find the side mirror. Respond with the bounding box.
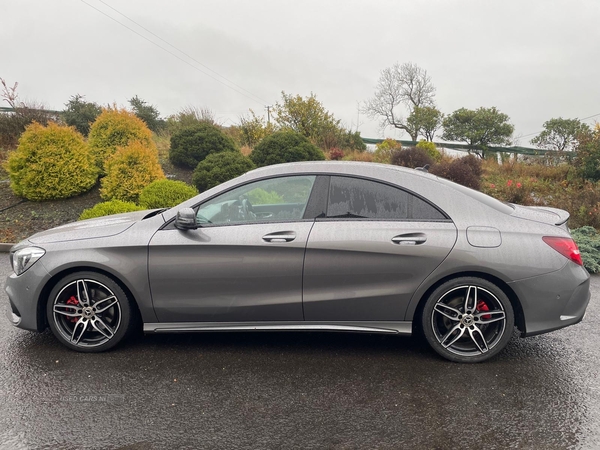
[175,208,198,230]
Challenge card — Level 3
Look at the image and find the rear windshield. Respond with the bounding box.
[434,176,515,214]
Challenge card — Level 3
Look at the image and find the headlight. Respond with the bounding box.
[10,247,45,276]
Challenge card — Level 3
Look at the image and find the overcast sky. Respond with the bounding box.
[1,0,599,145]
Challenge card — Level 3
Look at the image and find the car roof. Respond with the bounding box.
[246,160,431,179]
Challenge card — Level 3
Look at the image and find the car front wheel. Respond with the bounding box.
[422,277,514,363]
[47,271,133,352]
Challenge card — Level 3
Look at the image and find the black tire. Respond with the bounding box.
[421,277,514,363]
[46,271,133,352]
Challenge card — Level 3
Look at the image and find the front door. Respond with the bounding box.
[148,175,317,323]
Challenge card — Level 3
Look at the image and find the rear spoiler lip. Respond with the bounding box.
[526,206,570,226]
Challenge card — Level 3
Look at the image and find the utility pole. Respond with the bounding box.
[355,101,363,132]
[265,105,272,124]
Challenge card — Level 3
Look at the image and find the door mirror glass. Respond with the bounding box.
[175,207,199,230]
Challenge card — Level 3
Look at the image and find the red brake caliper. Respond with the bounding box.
[477,300,491,320]
[66,296,79,322]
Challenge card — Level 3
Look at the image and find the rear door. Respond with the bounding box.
[302,175,457,321]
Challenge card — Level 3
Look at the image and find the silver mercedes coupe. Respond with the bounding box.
[5,161,590,362]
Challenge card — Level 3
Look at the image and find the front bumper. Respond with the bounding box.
[5,259,51,332]
[508,262,591,337]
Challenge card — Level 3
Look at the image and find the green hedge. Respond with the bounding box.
[139,179,198,209]
[169,123,238,169]
[193,151,255,192]
[250,131,324,167]
[7,122,98,201]
[79,200,144,220]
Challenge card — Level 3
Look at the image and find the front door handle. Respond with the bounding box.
[263,231,296,243]
[391,233,427,245]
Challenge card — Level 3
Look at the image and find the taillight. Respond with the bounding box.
[542,236,583,266]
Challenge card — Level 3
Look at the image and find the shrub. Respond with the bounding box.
[193,151,255,192]
[485,157,571,182]
[549,181,600,229]
[430,155,482,190]
[485,178,533,205]
[460,154,483,177]
[0,109,58,151]
[6,122,98,200]
[239,110,274,148]
[481,158,572,206]
[342,150,374,162]
[390,147,434,169]
[328,147,344,160]
[250,131,325,167]
[88,108,154,171]
[100,141,165,202]
[373,138,401,163]
[0,78,59,150]
[169,122,238,169]
[416,140,442,162]
[139,179,198,209]
[571,226,600,273]
[62,94,102,137]
[129,95,164,133]
[79,200,144,220]
[165,106,216,135]
[481,159,600,228]
[338,130,367,152]
[574,124,600,182]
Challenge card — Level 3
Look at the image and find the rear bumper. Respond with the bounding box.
[508,262,591,337]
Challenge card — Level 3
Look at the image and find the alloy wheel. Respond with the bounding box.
[430,285,507,357]
[52,278,122,348]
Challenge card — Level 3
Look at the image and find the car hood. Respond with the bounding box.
[28,210,156,244]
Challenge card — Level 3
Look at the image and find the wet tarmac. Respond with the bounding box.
[1,253,599,449]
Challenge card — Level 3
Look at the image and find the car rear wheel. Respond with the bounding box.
[422,277,514,363]
[47,271,133,352]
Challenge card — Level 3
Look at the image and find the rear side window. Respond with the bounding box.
[327,176,445,221]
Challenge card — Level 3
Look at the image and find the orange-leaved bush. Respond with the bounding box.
[6,122,98,200]
[88,107,154,171]
[100,141,165,202]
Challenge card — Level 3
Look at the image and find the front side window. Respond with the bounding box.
[327,176,445,221]
[197,175,316,225]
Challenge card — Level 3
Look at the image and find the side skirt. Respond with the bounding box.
[143,321,412,335]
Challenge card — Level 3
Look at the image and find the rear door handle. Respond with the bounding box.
[263,231,296,242]
[391,233,427,245]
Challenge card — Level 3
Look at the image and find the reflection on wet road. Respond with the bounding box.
[1,254,599,449]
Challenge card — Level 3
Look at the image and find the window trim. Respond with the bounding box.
[161,174,320,230]
[321,174,451,223]
[160,172,452,231]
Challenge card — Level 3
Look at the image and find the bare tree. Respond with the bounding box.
[363,63,436,141]
[0,78,58,149]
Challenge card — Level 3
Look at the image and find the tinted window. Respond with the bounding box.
[197,175,316,225]
[327,176,445,221]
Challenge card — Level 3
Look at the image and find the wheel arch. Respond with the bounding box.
[37,266,142,332]
[409,271,525,336]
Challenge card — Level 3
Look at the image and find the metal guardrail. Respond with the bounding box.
[0,106,62,114]
[361,138,551,156]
